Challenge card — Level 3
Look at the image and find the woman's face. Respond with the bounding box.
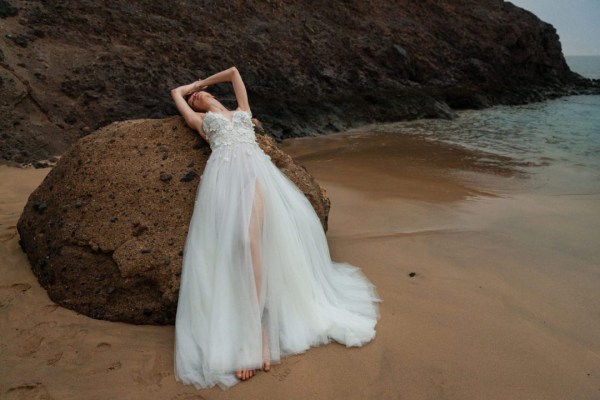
[188,91,214,112]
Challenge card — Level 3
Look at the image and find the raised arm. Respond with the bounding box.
[170,81,209,142]
[199,66,252,116]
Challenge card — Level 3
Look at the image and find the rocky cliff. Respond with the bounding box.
[1,0,597,165]
[16,117,331,324]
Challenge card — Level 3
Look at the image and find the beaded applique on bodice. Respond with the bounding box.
[203,110,258,150]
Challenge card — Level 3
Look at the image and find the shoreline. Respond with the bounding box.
[2,90,600,169]
[1,129,599,399]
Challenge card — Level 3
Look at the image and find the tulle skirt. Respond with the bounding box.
[174,142,381,390]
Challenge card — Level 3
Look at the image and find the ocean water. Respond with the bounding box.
[364,56,600,195]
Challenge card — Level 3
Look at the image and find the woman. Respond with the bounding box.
[171,66,381,390]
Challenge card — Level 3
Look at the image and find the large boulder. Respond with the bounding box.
[16,117,331,325]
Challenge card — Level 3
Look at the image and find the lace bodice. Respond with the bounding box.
[203,110,258,150]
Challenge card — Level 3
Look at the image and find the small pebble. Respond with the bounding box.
[180,170,198,182]
[159,172,172,182]
[32,201,47,213]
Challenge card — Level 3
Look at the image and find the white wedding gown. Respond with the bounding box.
[174,109,381,390]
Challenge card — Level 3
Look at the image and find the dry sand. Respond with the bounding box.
[1,130,599,399]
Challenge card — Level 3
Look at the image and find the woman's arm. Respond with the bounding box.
[198,66,251,116]
[170,82,209,142]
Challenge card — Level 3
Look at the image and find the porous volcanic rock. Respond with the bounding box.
[1,0,598,165]
[16,116,331,325]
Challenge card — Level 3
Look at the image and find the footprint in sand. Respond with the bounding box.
[271,366,293,382]
[42,304,60,314]
[132,351,171,388]
[107,360,122,371]
[0,230,17,242]
[14,321,56,357]
[46,352,63,366]
[89,342,122,373]
[87,359,123,375]
[270,359,301,382]
[0,283,32,308]
[4,381,55,400]
[95,342,112,351]
[170,393,208,400]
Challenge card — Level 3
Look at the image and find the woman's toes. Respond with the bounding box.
[237,367,262,381]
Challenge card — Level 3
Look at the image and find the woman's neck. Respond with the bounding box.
[208,99,229,113]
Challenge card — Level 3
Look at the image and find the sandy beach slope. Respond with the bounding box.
[1,130,598,399]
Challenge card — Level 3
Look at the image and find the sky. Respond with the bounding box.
[508,0,600,55]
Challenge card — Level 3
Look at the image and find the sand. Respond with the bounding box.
[1,130,599,399]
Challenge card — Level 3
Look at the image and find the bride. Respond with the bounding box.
[170,66,381,390]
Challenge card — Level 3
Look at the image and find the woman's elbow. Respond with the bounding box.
[229,66,239,77]
[171,88,186,103]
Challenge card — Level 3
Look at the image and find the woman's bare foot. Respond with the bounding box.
[236,368,256,381]
[236,328,269,379]
[262,328,271,372]
[262,359,271,372]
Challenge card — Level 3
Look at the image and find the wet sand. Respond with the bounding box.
[1,130,599,399]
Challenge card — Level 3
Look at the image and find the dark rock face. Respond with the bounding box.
[1,0,598,165]
[16,117,331,325]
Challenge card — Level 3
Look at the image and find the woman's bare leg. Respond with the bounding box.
[249,181,270,371]
[262,325,271,371]
[237,180,268,380]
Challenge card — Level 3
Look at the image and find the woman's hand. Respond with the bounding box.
[184,79,208,96]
